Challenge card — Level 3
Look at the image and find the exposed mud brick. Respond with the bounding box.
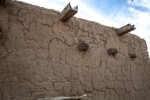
[0,0,150,100]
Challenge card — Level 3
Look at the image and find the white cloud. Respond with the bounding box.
[74,2,117,27]
[128,0,150,9]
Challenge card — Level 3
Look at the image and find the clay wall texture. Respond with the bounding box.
[0,0,150,100]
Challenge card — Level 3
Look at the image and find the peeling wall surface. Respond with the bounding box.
[0,1,150,100]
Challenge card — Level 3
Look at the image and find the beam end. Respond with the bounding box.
[117,24,136,35]
[59,2,78,22]
[131,24,136,29]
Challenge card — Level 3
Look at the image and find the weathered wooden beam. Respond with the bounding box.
[37,94,87,100]
[117,24,136,35]
[0,0,5,6]
[0,27,3,39]
[59,2,78,22]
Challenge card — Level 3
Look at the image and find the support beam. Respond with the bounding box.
[117,24,136,35]
[59,2,78,22]
[0,0,5,6]
[0,27,3,40]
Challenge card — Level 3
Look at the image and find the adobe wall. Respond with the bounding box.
[0,0,150,100]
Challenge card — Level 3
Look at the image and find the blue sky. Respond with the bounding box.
[17,0,150,56]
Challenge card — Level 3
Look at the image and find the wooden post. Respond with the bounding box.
[117,24,136,35]
[59,2,78,22]
[0,0,5,6]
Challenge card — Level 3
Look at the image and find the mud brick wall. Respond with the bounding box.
[0,0,150,100]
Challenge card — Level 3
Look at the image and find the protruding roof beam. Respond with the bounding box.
[59,2,78,22]
[0,0,5,6]
[117,24,136,35]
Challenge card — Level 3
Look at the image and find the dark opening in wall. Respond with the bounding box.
[107,48,118,56]
[78,41,89,51]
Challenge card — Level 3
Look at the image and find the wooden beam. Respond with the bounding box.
[59,2,78,22]
[117,24,136,35]
[0,0,5,6]
[37,94,87,100]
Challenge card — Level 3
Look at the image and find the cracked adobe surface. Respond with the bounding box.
[0,0,150,100]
